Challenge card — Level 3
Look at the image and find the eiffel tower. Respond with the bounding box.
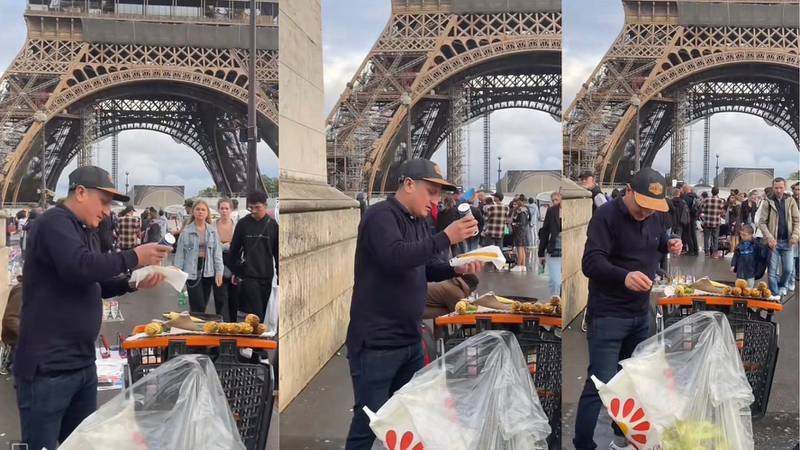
[326,0,562,195]
[0,0,279,203]
[564,0,798,183]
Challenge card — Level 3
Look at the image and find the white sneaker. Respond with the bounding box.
[609,442,636,450]
[779,287,788,297]
[510,265,523,272]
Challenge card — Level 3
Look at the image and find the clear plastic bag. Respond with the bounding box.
[61,355,245,450]
[365,330,551,450]
[592,311,754,450]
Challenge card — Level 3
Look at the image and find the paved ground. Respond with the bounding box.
[562,252,799,450]
[0,251,280,450]
[280,268,555,450]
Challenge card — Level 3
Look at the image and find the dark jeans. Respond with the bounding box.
[213,277,232,321]
[345,343,424,450]
[703,226,720,254]
[238,278,272,322]
[187,276,215,313]
[681,222,698,254]
[227,280,240,321]
[16,364,97,450]
[573,314,651,450]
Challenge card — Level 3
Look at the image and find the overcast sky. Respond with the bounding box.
[322,0,562,191]
[0,1,278,198]
[564,0,797,183]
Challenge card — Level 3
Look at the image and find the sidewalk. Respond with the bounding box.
[562,253,799,449]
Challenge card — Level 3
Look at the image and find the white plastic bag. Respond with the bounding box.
[130,265,188,292]
[592,311,754,450]
[61,355,245,450]
[366,330,551,450]
[449,245,506,270]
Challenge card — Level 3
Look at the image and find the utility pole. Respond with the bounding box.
[496,155,502,188]
[246,0,259,192]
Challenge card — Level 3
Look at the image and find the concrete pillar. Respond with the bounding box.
[278,0,360,411]
[560,177,591,326]
[0,215,10,340]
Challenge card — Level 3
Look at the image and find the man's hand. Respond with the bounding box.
[625,271,653,293]
[730,266,735,272]
[444,217,478,245]
[667,238,683,256]
[231,275,239,286]
[455,261,483,275]
[768,239,777,250]
[133,243,172,267]
[215,275,224,287]
[791,238,798,246]
[134,272,166,290]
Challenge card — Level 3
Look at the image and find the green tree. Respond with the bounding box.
[197,186,219,197]
[261,175,279,197]
[788,170,799,180]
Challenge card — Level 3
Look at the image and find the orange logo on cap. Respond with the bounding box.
[649,182,663,196]
[433,164,444,178]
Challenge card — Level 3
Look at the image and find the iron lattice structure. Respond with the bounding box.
[326,0,562,195]
[0,1,279,203]
[564,0,799,183]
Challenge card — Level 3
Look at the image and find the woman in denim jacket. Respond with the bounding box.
[174,199,225,313]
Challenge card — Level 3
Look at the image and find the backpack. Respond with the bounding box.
[678,201,690,226]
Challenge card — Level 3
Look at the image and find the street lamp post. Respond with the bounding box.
[33,110,48,207]
[630,96,642,172]
[715,154,720,187]
[246,0,259,192]
[401,92,412,160]
[496,155,502,187]
[125,171,130,197]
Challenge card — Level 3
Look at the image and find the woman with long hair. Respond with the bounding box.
[215,198,237,321]
[510,198,531,272]
[174,200,225,314]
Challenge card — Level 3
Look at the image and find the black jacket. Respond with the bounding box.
[538,204,561,258]
[15,205,137,380]
[229,214,279,281]
[346,196,456,356]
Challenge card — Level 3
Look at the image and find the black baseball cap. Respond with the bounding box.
[630,167,668,212]
[397,159,457,193]
[68,166,130,202]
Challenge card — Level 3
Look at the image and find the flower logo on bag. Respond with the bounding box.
[385,430,425,450]
[609,397,651,449]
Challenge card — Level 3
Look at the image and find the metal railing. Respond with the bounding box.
[26,0,278,25]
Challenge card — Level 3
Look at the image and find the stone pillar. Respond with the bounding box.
[560,177,591,326]
[278,0,360,411]
[0,215,10,339]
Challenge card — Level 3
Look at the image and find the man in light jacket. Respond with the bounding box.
[757,177,800,296]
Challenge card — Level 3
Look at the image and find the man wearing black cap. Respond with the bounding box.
[14,166,172,450]
[345,158,482,450]
[573,167,682,450]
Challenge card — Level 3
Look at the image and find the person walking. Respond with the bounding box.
[538,191,562,298]
[117,206,141,251]
[574,168,682,450]
[680,184,700,255]
[510,199,531,272]
[700,187,725,258]
[215,198,237,322]
[14,166,169,450]
[229,191,279,321]
[345,159,481,450]
[527,196,540,268]
[174,200,225,314]
[757,177,800,297]
[482,192,509,247]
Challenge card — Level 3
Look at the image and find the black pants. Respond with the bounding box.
[238,278,271,322]
[682,222,699,254]
[187,276,215,314]
[212,278,233,322]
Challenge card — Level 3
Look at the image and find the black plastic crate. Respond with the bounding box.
[663,301,778,420]
[517,319,561,450]
[126,339,274,450]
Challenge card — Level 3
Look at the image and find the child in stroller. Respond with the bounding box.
[0,276,22,375]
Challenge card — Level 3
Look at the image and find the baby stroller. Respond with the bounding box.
[0,277,22,375]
